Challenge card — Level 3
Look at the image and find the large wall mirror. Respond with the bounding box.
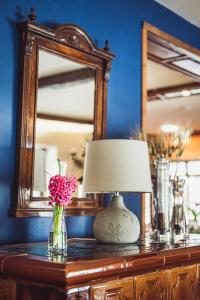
[11,9,114,217]
[142,22,200,234]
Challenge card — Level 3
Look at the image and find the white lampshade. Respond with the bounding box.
[83,139,152,193]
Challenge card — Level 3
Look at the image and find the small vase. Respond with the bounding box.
[48,204,67,254]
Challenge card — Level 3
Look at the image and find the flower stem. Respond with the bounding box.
[53,204,64,248]
[57,158,61,175]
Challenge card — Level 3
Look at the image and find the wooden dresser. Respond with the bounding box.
[1,237,200,299]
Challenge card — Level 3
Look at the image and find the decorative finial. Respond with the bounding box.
[28,7,37,21]
[104,40,111,51]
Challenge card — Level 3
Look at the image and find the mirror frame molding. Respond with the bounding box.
[10,10,114,217]
[141,21,200,235]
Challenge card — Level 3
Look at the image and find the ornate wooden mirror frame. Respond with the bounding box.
[10,8,114,217]
[141,22,200,235]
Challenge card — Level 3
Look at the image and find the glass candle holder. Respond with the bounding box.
[155,157,171,241]
[170,176,188,242]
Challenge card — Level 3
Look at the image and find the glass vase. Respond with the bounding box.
[48,204,67,254]
[155,157,171,241]
[171,176,188,242]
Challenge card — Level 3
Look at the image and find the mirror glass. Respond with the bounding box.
[32,49,95,200]
[146,58,200,233]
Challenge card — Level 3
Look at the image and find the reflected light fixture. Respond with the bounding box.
[161,124,179,133]
[83,139,152,244]
[181,90,191,97]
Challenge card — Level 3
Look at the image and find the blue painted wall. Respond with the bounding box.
[1,0,200,243]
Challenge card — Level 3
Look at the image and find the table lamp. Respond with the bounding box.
[83,139,152,244]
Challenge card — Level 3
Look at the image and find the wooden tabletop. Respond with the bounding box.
[0,237,200,289]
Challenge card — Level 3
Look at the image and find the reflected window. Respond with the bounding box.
[170,160,200,233]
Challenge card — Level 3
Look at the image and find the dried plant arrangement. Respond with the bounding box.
[68,136,92,183]
[130,127,192,161]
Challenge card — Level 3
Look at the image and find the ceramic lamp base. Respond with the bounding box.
[93,194,140,244]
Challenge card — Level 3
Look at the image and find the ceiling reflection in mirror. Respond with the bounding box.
[147,60,200,137]
[33,50,95,199]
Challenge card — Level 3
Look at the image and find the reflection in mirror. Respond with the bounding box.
[147,60,200,233]
[143,24,200,234]
[33,50,95,200]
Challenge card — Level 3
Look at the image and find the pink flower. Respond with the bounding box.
[48,175,77,206]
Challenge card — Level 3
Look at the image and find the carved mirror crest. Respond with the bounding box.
[11,8,114,217]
